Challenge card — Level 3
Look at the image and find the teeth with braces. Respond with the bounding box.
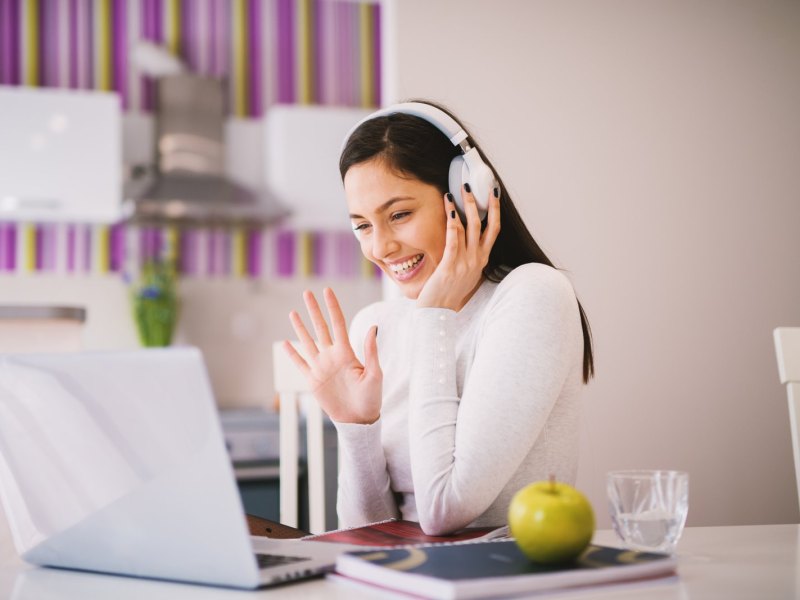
[390,254,423,273]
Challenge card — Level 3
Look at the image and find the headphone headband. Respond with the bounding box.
[342,102,469,152]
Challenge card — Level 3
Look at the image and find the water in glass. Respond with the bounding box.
[607,470,689,554]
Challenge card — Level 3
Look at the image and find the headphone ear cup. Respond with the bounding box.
[448,156,467,222]
[467,160,493,220]
[450,153,492,222]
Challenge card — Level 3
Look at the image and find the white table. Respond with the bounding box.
[0,525,797,599]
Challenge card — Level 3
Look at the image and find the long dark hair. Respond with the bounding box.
[340,99,594,383]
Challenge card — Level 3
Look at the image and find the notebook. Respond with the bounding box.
[0,347,356,589]
[335,540,678,599]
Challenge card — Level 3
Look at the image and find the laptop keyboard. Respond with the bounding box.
[254,553,310,569]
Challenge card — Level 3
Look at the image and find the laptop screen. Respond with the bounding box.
[0,348,261,587]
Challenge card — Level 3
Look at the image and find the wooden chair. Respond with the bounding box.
[774,327,800,510]
[272,341,330,534]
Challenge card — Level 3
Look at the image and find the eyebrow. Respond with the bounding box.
[349,196,414,220]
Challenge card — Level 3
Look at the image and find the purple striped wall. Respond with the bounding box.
[0,0,381,116]
[0,223,375,280]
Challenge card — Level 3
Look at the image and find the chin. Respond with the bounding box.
[396,278,426,300]
[381,271,423,300]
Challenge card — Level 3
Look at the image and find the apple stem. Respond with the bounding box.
[549,473,556,492]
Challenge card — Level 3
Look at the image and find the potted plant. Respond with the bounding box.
[130,259,179,347]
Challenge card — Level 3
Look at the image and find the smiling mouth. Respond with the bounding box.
[388,254,424,281]
[389,254,423,274]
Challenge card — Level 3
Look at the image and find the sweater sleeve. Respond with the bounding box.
[332,303,399,527]
[408,265,581,535]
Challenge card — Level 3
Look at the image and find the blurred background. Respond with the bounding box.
[0,0,798,531]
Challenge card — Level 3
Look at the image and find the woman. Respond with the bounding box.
[284,100,594,536]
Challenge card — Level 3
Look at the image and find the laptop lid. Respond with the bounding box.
[0,347,265,588]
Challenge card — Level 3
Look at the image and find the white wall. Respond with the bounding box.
[384,0,800,527]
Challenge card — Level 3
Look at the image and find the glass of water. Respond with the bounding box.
[607,470,689,554]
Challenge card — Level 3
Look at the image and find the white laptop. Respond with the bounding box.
[0,347,352,589]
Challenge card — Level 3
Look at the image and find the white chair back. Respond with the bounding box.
[774,327,800,512]
[273,341,329,534]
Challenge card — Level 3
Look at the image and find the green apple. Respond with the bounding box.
[508,477,595,564]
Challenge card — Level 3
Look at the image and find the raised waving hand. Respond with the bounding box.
[283,287,381,424]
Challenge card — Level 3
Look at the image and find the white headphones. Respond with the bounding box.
[342,102,496,219]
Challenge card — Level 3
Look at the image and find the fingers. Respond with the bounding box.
[282,339,310,376]
[290,287,354,358]
[462,183,482,249]
[303,290,333,346]
[323,287,350,344]
[481,186,502,252]
[289,310,319,358]
[363,326,381,376]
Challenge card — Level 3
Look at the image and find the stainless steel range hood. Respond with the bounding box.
[122,74,289,226]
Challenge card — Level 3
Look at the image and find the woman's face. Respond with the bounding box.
[344,158,446,299]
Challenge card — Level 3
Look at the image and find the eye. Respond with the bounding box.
[353,222,371,233]
[390,211,411,222]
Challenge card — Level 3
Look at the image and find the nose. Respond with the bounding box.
[370,223,399,261]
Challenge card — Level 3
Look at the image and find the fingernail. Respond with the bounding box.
[451,210,456,219]
[463,182,471,194]
[493,186,500,198]
[446,192,454,203]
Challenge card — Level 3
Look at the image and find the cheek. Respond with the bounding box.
[427,224,448,262]
[357,236,376,261]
